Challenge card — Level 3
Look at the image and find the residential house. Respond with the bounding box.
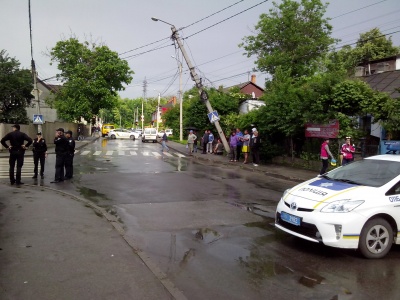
[26,78,62,123]
[224,74,265,114]
[355,55,400,141]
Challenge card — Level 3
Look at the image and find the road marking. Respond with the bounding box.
[163,152,173,157]
[142,151,150,156]
[130,151,137,155]
[80,151,90,155]
[93,151,102,155]
[152,152,161,157]
[175,153,186,158]
[118,151,125,156]
[106,151,113,155]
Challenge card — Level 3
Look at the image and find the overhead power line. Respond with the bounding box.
[331,0,387,20]
[181,0,245,30]
[184,0,269,40]
[118,37,170,56]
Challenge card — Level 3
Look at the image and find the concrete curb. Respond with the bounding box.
[5,182,187,300]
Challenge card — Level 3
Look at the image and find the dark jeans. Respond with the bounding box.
[33,152,45,176]
[9,150,25,183]
[65,154,74,179]
[236,145,242,160]
[55,153,66,181]
[202,142,207,153]
[320,159,329,175]
[342,158,354,166]
[251,148,260,164]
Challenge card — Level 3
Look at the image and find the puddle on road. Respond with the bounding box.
[193,228,222,244]
[78,186,110,204]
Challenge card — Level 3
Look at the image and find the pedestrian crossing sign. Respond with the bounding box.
[33,114,44,124]
[207,111,220,123]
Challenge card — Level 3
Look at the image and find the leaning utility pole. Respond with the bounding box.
[152,18,230,153]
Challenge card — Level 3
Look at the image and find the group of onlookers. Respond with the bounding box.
[228,128,261,166]
[319,136,356,175]
[186,127,262,166]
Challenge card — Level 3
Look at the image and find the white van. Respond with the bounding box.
[142,128,158,143]
[165,129,173,136]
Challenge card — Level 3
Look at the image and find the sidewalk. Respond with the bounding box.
[0,184,180,300]
[166,140,317,182]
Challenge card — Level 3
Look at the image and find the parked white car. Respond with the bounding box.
[107,128,140,140]
[275,154,400,258]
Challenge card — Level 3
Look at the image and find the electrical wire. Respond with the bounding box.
[331,0,388,19]
[181,0,245,30]
[184,0,269,40]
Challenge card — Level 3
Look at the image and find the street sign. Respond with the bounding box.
[31,88,43,97]
[33,114,44,124]
[207,111,220,123]
[305,120,339,138]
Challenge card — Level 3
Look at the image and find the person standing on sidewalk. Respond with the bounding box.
[193,131,198,153]
[201,130,209,154]
[51,128,69,183]
[64,130,75,180]
[187,130,197,155]
[160,130,169,153]
[32,132,47,179]
[320,138,335,175]
[1,124,32,185]
[340,137,355,166]
[236,128,243,161]
[229,130,238,162]
[241,129,250,164]
[250,130,261,166]
[207,130,214,153]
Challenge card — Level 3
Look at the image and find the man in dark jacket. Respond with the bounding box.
[32,132,48,179]
[1,124,32,185]
[51,128,69,183]
[64,130,75,179]
[201,130,209,154]
[250,130,261,167]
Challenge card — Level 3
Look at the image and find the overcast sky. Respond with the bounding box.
[1,0,399,100]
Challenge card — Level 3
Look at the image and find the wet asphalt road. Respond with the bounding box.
[2,138,400,299]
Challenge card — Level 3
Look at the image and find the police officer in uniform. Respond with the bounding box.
[0,124,32,185]
[32,132,48,179]
[64,130,75,179]
[51,128,69,183]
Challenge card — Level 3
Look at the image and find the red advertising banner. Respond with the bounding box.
[305,120,339,138]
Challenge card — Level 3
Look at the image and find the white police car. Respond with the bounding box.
[275,155,400,259]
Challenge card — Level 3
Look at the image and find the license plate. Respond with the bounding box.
[281,211,301,226]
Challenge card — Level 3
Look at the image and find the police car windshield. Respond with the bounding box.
[327,159,400,187]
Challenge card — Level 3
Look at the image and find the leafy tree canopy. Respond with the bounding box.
[0,50,32,124]
[240,0,335,78]
[49,38,133,122]
[333,28,400,72]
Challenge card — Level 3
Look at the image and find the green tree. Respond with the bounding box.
[241,0,335,78]
[333,28,400,72]
[49,38,133,122]
[0,50,33,124]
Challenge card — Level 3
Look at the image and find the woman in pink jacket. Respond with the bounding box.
[320,138,335,175]
[341,137,355,165]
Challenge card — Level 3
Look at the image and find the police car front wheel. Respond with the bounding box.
[359,218,393,259]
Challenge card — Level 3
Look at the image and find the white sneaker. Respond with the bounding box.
[253,163,258,166]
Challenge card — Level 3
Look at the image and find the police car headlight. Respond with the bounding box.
[321,200,364,213]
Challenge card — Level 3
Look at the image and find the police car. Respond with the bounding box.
[275,155,400,259]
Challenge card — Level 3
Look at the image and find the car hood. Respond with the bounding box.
[284,178,370,210]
